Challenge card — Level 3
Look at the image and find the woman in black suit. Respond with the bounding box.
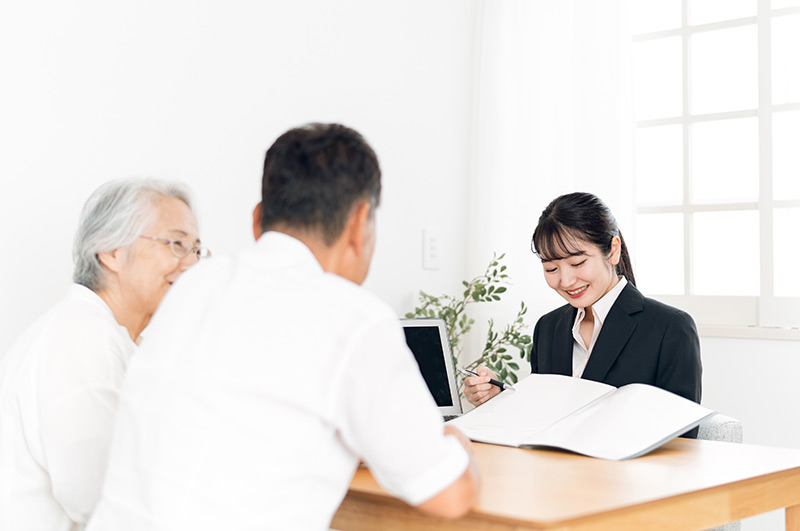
[464,193,702,435]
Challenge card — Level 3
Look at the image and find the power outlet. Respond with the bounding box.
[423,229,440,270]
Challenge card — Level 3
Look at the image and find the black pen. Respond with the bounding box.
[458,368,515,392]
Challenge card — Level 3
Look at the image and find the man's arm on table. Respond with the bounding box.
[416,425,481,519]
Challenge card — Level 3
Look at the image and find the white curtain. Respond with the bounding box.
[464,0,634,365]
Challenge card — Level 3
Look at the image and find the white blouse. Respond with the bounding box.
[0,284,137,531]
[571,277,628,377]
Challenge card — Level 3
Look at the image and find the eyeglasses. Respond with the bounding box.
[139,235,212,260]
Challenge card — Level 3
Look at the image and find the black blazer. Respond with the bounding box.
[531,282,703,437]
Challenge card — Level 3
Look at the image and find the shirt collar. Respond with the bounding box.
[572,276,628,329]
[591,276,627,325]
[69,283,117,316]
[68,283,141,346]
[254,231,325,274]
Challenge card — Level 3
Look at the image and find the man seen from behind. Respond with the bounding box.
[87,123,481,530]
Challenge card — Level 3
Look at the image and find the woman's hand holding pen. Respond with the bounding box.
[463,365,501,406]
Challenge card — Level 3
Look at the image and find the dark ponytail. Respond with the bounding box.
[531,192,636,286]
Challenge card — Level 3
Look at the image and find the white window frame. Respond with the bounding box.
[633,0,800,340]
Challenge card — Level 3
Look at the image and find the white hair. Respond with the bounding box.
[72,178,194,291]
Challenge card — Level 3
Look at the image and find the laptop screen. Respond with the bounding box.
[401,318,462,417]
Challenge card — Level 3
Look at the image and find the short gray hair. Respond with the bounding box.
[73,178,194,291]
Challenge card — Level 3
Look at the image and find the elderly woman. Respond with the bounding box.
[0,178,209,530]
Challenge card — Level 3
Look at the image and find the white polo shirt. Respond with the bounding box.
[0,284,138,531]
[88,232,469,531]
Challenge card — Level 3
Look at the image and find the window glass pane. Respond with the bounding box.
[691,26,757,114]
[633,37,682,120]
[635,213,684,294]
[773,110,800,200]
[635,125,683,205]
[772,13,800,105]
[773,0,800,9]
[692,210,759,295]
[631,0,682,34]
[691,117,758,203]
[774,208,800,297]
[689,0,755,25]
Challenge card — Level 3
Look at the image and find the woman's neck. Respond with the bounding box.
[602,274,622,299]
[95,287,150,342]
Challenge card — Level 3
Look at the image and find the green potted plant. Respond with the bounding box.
[405,253,532,392]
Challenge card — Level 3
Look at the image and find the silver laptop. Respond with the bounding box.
[401,318,463,420]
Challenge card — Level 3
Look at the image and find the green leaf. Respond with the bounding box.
[495,287,507,294]
[509,362,519,370]
[509,372,518,384]
[497,347,507,353]
[462,280,469,287]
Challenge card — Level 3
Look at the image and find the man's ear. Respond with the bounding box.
[347,201,372,256]
[252,202,263,241]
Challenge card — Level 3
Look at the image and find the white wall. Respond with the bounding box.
[0,0,478,354]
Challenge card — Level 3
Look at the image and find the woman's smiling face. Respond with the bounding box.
[114,196,200,319]
[540,236,621,309]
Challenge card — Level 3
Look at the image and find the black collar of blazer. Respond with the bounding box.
[550,281,645,382]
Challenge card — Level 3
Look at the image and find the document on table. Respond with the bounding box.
[447,374,714,460]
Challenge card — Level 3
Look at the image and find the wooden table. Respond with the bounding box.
[332,439,800,530]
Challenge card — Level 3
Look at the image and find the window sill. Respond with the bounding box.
[698,325,800,341]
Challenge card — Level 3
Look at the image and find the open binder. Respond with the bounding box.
[447,373,714,460]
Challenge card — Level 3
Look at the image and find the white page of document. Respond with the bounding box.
[447,374,613,447]
[523,383,714,460]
